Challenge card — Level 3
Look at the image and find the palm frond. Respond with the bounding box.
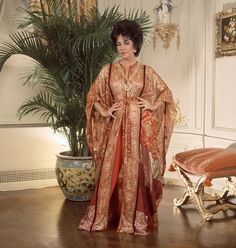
[0,31,49,71]
[0,1,151,156]
[18,91,58,118]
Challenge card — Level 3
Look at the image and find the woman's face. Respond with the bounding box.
[116,34,136,60]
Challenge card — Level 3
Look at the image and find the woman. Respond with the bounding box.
[78,19,176,235]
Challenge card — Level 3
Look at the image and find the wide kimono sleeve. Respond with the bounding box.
[86,64,113,168]
[140,66,177,173]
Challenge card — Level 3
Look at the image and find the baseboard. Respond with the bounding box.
[0,168,225,194]
[0,179,58,191]
[0,167,58,191]
[0,177,222,195]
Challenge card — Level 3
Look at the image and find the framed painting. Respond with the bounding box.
[215,8,236,58]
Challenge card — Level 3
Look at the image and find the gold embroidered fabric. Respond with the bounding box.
[78,61,176,235]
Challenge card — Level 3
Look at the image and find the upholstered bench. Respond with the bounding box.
[169,147,236,220]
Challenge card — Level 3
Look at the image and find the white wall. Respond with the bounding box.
[0,127,67,190]
[205,0,236,143]
[1,0,236,190]
[0,1,68,190]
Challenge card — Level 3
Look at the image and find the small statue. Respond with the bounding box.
[154,0,174,24]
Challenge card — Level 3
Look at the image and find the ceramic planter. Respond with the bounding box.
[56,152,95,201]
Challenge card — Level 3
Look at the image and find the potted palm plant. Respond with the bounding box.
[0,0,151,200]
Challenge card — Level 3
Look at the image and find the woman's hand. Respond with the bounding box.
[105,102,121,118]
[137,97,155,111]
[96,102,121,118]
[137,97,165,111]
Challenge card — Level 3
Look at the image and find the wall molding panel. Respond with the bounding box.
[205,0,236,141]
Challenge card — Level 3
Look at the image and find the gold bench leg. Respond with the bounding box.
[172,162,236,221]
[173,164,213,220]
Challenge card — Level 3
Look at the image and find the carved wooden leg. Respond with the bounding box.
[174,190,190,206]
[191,186,213,221]
[172,160,236,221]
[173,162,213,220]
[173,163,192,207]
[172,161,236,220]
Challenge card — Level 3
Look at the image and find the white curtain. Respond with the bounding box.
[0,0,5,24]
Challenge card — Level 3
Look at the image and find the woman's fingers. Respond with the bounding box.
[138,104,145,108]
[137,97,144,101]
[137,97,146,104]
[137,98,147,108]
[108,102,121,118]
[137,97,154,111]
[111,105,120,112]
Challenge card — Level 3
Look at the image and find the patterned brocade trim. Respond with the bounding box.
[117,211,158,235]
[134,211,148,235]
[78,205,95,231]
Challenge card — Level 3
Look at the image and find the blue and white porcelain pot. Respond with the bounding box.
[56,152,95,201]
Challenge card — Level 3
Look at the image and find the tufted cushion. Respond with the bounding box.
[170,148,236,186]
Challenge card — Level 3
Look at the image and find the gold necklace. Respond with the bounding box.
[117,62,140,93]
[123,79,132,92]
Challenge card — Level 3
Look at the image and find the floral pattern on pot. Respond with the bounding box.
[56,156,95,201]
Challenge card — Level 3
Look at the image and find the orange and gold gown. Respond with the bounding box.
[78,62,176,235]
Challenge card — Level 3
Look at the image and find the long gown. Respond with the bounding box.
[78,61,176,235]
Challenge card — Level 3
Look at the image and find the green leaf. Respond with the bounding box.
[0,0,151,156]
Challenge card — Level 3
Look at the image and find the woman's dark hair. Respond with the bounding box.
[110,19,143,57]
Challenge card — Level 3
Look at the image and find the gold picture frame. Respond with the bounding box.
[215,8,236,58]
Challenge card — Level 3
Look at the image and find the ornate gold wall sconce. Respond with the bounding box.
[153,0,180,49]
[153,23,180,49]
